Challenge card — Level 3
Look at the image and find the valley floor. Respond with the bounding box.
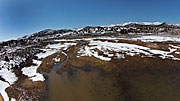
[1,33,180,101]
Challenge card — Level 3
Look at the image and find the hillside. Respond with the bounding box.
[0,22,180,101]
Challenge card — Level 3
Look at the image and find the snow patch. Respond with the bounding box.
[132,35,180,42]
[11,98,16,101]
[36,50,58,59]
[77,40,180,61]
[53,58,60,62]
[22,60,45,81]
[0,69,18,84]
[0,63,18,101]
[115,53,125,59]
[46,43,77,50]
[77,46,111,61]
[0,80,10,101]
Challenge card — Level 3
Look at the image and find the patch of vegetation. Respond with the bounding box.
[58,43,116,73]
[37,52,66,73]
[6,77,45,101]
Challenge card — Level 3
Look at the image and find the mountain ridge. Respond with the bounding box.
[18,22,180,40]
[0,22,179,43]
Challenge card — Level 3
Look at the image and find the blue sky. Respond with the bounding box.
[0,0,180,41]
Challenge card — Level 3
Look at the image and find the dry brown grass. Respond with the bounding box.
[19,79,44,89]
[6,73,45,101]
[37,52,66,73]
[110,56,180,101]
[37,41,79,73]
[112,55,180,74]
[62,39,180,73]
[58,43,117,73]
[5,73,45,100]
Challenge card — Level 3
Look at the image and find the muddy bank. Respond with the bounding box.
[6,75,45,101]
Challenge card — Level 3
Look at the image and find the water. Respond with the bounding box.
[46,52,180,101]
[46,44,118,101]
[48,66,119,101]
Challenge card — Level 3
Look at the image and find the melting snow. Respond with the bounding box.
[115,53,125,59]
[22,42,77,82]
[36,49,58,59]
[77,40,180,61]
[46,43,77,50]
[132,35,180,42]
[77,46,112,61]
[0,69,18,84]
[36,42,77,59]
[22,60,44,81]
[0,68,17,101]
[53,58,60,62]
[11,98,16,101]
[0,80,10,101]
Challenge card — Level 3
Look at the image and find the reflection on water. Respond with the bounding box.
[48,67,118,101]
[47,65,180,101]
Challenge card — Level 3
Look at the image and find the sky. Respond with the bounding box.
[0,0,180,41]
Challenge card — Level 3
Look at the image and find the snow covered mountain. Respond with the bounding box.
[0,22,180,70]
[0,22,180,69]
[15,22,180,40]
[0,22,180,101]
